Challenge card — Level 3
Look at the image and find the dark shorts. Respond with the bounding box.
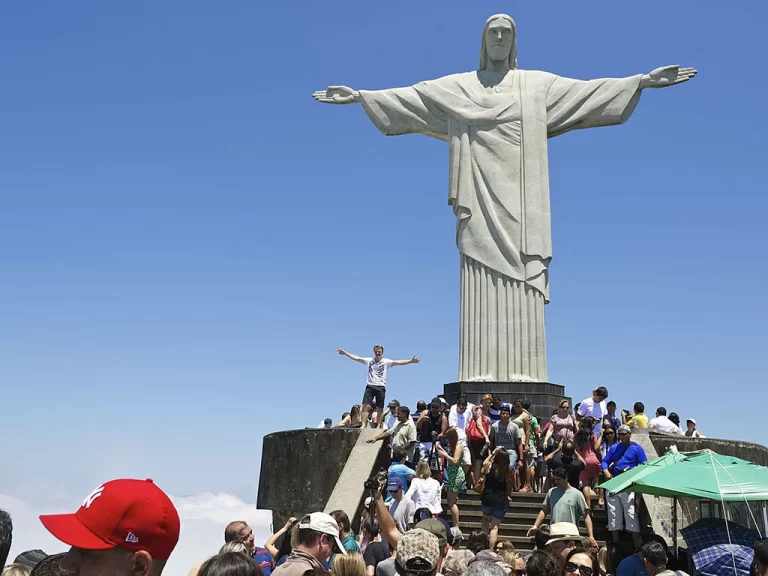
[362,385,385,408]
[469,438,487,461]
[481,504,507,519]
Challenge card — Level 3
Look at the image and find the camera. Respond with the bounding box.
[363,468,388,490]
[431,431,440,442]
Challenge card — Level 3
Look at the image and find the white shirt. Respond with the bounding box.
[384,412,398,429]
[364,357,394,388]
[448,403,475,442]
[578,397,607,436]
[404,478,443,514]
[650,415,682,434]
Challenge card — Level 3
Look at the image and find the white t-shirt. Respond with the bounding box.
[448,403,475,442]
[388,496,416,533]
[364,358,394,388]
[650,415,681,434]
[578,397,607,436]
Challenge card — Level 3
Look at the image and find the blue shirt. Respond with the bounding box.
[389,463,415,489]
[386,463,415,503]
[616,553,648,576]
[605,413,622,431]
[253,548,274,576]
[602,442,647,474]
[328,534,361,568]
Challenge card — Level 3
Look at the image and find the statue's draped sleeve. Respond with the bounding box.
[358,86,449,141]
[544,73,643,137]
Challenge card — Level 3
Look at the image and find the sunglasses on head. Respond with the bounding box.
[564,562,593,576]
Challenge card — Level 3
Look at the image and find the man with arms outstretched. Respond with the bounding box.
[338,344,420,428]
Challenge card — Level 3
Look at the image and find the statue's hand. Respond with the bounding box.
[641,65,697,89]
[312,85,359,104]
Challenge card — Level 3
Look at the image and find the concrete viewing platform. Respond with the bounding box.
[258,422,768,544]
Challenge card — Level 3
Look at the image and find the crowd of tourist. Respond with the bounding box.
[4,473,766,576]
[0,345,719,575]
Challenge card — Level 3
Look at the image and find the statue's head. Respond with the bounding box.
[478,14,517,71]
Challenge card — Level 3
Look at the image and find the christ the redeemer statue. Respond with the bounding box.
[313,14,696,383]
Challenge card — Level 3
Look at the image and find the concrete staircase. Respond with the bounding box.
[440,490,609,553]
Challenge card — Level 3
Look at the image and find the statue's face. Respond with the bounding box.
[485,18,514,63]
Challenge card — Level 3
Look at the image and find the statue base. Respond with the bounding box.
[442,381,570,421]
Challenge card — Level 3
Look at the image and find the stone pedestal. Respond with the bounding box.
[442,381,570,421]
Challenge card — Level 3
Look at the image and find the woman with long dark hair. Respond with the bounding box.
[598,425,616,507]
[335,405,362,427]
[468,394,493,487]
[574,418,602,510]
[436,426,466,527]
[475,446,512,550]
[265,518,298,566]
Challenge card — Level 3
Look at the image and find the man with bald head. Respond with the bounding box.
[225,520,275,576]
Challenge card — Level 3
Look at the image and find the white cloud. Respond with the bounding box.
[1,492,273,576]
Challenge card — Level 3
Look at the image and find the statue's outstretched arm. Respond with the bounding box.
[640,65,697,89]
[312,85,360,104]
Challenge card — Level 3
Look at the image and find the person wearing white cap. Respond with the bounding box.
[272,512,346,576]
[601,425,647,551]
[684,418,704,438]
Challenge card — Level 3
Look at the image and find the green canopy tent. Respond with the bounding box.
[599,450,687,495]
[598,449,768,557]
[600,450,768,501]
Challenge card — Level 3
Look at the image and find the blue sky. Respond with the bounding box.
[1,0,766,533]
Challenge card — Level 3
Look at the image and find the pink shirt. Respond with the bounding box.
[549,413,575,441]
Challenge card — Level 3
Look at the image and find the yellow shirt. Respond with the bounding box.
[629,413,649,429]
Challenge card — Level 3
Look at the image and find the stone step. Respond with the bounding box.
[451,491,551,501]
[445,519,605,539]
[441,498,607,519]
[438,507,607,523]
[449,533,607,552]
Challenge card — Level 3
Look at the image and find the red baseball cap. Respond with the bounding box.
[39,478,180,561]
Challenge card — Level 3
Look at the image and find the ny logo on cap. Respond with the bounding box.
[126,532,139,544]
[82,485,105,509]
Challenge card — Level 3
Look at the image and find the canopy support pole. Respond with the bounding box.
[672,496,678,555]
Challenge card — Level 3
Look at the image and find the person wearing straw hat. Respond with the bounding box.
[543,522,582,566]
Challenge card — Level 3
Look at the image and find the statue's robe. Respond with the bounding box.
[359,70,642,381]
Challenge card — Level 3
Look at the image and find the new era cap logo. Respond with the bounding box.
[126,532,139,544]
[82,485,105,509]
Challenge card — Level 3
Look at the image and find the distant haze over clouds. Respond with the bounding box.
[1,492,272,576]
